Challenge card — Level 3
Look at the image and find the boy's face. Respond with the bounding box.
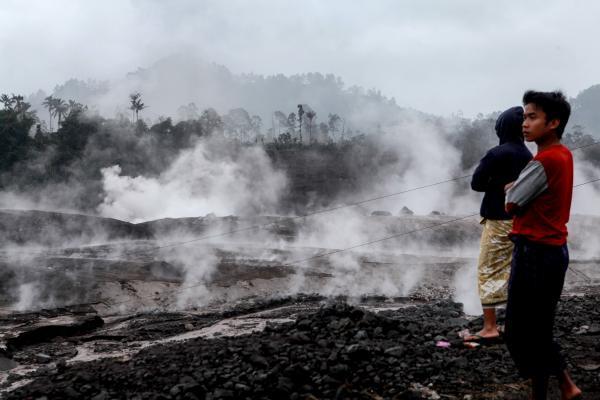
[522,103,560,143]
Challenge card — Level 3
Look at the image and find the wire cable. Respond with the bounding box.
[86,176,600,310]
[3,141,600,258]
[112,140,600,255]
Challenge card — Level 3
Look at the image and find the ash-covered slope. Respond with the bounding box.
[1,210,599,314]
[0,209,153,247]
[1,209,599,399]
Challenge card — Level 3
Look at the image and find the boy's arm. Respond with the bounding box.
[471,151,496,192]
[505,160,548,215]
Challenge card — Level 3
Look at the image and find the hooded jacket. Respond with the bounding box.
[471,106,533,220]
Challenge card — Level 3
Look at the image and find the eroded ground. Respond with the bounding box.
[1,210,599,399]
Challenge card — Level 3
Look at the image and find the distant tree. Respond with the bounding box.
[51,110,98,176]
[305,110,316,142]
[328,113,341,141]
[563,124,587,146]
[266,127,275,141]
[199,108,223,136]
[275,132,293,145]
[32,124,47,150]
[273,111,288,135]
[42,95,55,131]
[0,94,36,123]
[450,116,496,170]
[250,115,262,141]
[223,108,252,141]
[177,102,200,120]
[0,94,36,172]
[319,122,329,142]
[129,92,146,123]
[135,119,149,134]
[563,124,600,168]
[150,117,173,135]
[171,120,198,149]
[67,100,86,116]
[0,94,13,111]
[12,95,24,107]
[297,105,304,142]
[51,97,68,128]
[570,84,600,137]
[287,112,297,135]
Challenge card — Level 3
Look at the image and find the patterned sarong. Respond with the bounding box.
[477,218,513,308]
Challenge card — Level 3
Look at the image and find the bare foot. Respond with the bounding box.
[560,385,582,400]
[559,370,582,400]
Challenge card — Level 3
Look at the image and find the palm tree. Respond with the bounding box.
[51,98,68,128]
[129,92,146,123]
[0,94,14,110]
[1,93,36,124]
[12,95,34,122]
[67,100,86,116]
[42,96,55,131]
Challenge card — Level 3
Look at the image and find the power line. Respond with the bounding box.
[574,177,600,188]
[126,140,600,254]
[3,140,600,258]
[91,177,600,310]
[283,214,478,267]
[0,174,475,257]
[123,143,588,257]
[139,174,474,253]
[97,214,482,310]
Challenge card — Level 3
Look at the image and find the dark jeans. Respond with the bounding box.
[505,236,569,378]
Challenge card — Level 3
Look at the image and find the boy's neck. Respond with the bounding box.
[536,134,561,152]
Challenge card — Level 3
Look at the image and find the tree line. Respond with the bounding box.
[0,92,353,191]
[1,91,598,212]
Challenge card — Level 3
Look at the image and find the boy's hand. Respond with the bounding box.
[504,182,515,192]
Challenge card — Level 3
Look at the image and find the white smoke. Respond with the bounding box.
[452,261,482,316]
[349,118,480,216]
[158,246,219,309]
[97,138,287,222]
[14,282,40,311]
[572,158,600,216]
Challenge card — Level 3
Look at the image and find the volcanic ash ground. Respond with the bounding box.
[1,209,599,399]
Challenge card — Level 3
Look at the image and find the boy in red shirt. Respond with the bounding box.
[505,91,581,400]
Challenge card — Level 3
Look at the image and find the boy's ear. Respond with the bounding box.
[547,118,560,131]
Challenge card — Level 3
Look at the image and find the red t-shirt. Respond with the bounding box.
[510,144,573,245]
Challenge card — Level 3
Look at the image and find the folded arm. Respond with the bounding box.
[505,160,548,215]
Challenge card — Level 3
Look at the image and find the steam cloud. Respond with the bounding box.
[3,55,600,316]
[97,138,288,222]
[359,119,480,216]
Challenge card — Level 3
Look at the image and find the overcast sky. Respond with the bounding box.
[2,0,599,116]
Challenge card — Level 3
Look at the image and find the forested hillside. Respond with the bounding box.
[2,88,598,217]
[2,57,599,216]
[26,55,414,137]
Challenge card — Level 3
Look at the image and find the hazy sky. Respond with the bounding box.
[2,0,599,116]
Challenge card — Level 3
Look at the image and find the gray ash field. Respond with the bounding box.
[1,209,600,399]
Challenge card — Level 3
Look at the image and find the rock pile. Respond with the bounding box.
[5,296,600,399]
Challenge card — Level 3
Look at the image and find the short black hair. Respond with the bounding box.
[522,90,571,138]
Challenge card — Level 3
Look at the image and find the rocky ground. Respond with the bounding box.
[1,209,599,399]
[1,293,600,399]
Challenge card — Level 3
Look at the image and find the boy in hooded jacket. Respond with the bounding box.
[467,106,532,342]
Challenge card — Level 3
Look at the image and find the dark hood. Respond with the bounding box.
[495,106,524,144]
